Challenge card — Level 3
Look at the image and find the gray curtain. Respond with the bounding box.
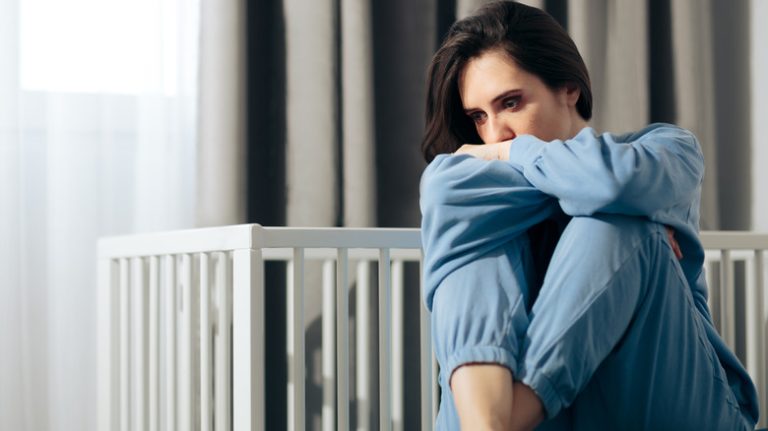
[244,0,752,429]
[280,0,434,230]
[197,0,247,227]
[284,0,340,227]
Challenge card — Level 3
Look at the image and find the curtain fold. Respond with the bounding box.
[0,2,34,430]
[371,0,435,228]
[197,0,247,227]
[457,0,544,19]
[284,0,339,227]
[671,0,719,229]
[709,0,752,230]
[341,0,376,228]
[569,0,649,133]
[457,0,488,19]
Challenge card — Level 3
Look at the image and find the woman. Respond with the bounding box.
[419,2,759,430]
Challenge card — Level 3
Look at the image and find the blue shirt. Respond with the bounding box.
[420,123,759,423]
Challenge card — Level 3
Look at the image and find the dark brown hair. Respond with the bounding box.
[421,1,592,162]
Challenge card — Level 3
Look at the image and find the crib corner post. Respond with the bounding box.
[233,248,265,431]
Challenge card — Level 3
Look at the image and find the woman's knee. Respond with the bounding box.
[542,214,663,289]
[562,214,658,245]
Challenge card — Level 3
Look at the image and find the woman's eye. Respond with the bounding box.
[469,112,486,123]
[503,97,521,110]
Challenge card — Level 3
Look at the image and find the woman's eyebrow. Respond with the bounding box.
[463,89,522,112]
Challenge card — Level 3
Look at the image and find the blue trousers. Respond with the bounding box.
[431,214,755,430]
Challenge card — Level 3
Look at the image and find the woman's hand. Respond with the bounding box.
[454,142,511,160]
[665,226,683,259]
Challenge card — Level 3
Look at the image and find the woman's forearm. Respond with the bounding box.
[504,124,704,218]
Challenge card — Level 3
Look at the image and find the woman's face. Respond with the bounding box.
[458,48,584,144]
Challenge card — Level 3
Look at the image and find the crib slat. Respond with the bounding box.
[322,260,336,431]
[432,350,439,426]
[392,260,404,431]
[706,258,719,326]
[97,258,119,431]
[289,248,306,431]
[427,252,439,427]
[720,250,736,348]
[164,255,177,431]
[755,250,767,428]
[418,254,434,430]
[215,252,232,431]
[148,256,159,431]
[337,248,350,431]
[133,257,148,431]
[119,258,131,431]
[200,253,213,431]
[355,261,370,430]
[233,249,265,431]
[179,254,193,431]
[379,248,392,431]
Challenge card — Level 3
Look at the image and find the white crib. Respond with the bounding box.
[97,224,768,430]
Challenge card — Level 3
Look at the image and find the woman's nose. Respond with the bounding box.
[487,117,515,143]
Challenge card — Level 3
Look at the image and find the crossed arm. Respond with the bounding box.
[450,124,703,258]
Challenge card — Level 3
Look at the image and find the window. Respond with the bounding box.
[20,0,179,95]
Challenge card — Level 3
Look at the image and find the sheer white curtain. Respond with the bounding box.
[0,0,202,429]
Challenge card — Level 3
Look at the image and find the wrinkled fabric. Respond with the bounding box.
[420,123,758,429]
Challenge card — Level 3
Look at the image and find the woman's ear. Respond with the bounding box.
[564,82,580,106]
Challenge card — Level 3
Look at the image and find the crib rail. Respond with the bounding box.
[97,224,429,431]
[97,226,768,430]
